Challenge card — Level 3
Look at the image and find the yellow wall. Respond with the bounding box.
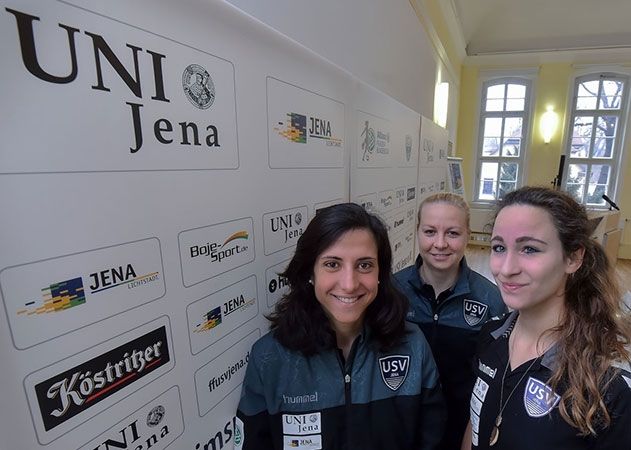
[455,62,631,258]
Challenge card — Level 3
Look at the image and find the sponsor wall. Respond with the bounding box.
[0,1,447,449]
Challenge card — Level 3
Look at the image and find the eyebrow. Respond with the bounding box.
[319,255,377,261]
[490,235,548,245]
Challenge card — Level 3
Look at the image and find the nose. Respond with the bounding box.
[496,250,520,277]
[433,233,447,249]
[339,266,359,291]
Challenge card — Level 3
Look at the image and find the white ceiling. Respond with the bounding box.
[450,0,631,56]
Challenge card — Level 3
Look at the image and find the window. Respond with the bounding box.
[562,73,629,206]
[475,78,532,201]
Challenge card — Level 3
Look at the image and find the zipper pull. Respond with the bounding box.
[345,374,351,384]
[433,313,439,321]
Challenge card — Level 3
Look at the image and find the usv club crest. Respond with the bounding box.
[379,355,410,391]
[523,377,560,418]
[463,299,488,327]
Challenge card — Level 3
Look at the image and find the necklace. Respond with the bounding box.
[489,335,540,446]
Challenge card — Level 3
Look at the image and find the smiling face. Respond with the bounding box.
[417,202,469,273]
[312,228,379,337]
[490,205,581,313]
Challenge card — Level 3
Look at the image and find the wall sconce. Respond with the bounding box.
[434,82,449,128]
[540,105,558,144]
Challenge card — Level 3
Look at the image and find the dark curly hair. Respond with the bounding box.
[268,203,409,355]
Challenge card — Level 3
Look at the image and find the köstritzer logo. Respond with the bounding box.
[34,326,170,431]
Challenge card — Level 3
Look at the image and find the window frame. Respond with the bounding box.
[473,76,535,204]
[561,71,630,208]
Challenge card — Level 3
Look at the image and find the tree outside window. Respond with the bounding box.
[563,74,628,207]
[475,78,531,201]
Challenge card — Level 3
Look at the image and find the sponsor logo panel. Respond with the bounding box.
[267,77,345,169]
[187,275,259,354]
[0,238,165,349]
[266,260,290,308]
[355,193,378,214]
[178,217,255,287]
[193,416,240,450]
[282,412,322,436]
[378,190,395,213]
[263,206,307,255]
[2,5,238,173]
[194,328,260,416]
[24,316,174,445]
[356,110,391,168]
[78,385,184,450]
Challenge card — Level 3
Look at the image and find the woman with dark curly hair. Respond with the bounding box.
[236,203,445,450]
[462,186,631,449]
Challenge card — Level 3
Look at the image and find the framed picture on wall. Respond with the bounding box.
[447,157,465,197]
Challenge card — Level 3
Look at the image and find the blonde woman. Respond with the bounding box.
[395,193,506,449]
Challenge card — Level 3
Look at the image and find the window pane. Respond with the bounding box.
[570,116,593,158]
[487,84,505,99]
[599,80,624,109]
[566,183,584,203]
[502,138,520,156]
[567,163,587,185]
[479,162,498,200]
[483,138,499,156]
[498,182,516,199]
[593,116,617,158]
[586,165,611,204]
[500,163,518,181]
[483,117,502,137]
[578,80,599,97]
[485,99,504,112]
[505,98,525,111]
[576,80,599,110]
[507,84,526,99]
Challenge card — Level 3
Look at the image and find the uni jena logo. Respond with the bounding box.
[379,355,410,391]
[275,113,342,146]
[182,64,215,109]
[34,326,170,431]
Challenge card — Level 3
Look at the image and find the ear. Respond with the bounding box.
[565,247,585,275]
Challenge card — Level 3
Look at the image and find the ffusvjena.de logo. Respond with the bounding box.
[379,355,410,391]
[34,326,170,431]
[182,64,215,109]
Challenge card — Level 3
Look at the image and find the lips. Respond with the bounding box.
[499,281,526,292]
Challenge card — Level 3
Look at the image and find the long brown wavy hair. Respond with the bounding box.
[495,186,631,436]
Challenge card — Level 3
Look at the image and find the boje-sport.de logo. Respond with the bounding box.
[275,112,342,147]
[32,325,171,432]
